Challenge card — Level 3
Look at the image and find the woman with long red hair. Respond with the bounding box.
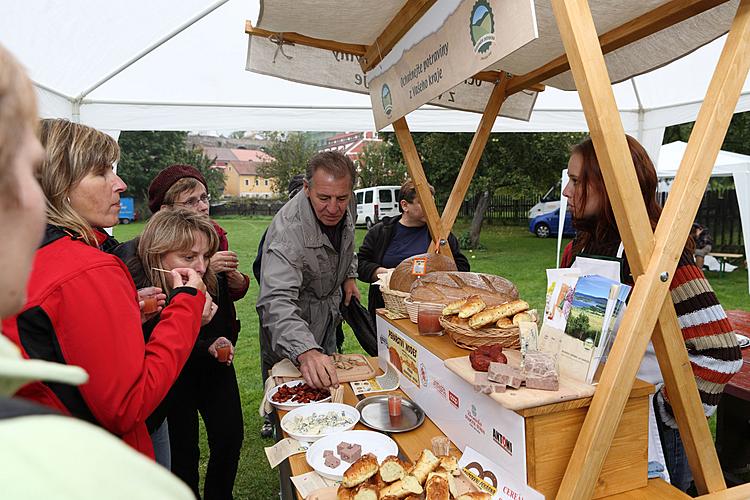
[561,135,741,493]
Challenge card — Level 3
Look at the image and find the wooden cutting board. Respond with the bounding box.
[271,354,376,385]
[444,350,595,411]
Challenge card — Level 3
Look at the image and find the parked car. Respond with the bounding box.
[528,182,561,218]
[118,197,136,224]
[529,208,575,238]
[355,185,400,228]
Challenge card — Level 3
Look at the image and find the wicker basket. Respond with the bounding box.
[439,315,521,350]
[404,297,420,323]
[382,288,410,316]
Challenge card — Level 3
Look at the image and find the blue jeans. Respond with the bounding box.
[655,398,693,492]
[150,419,171,470]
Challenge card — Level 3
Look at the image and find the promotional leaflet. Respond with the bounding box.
[459,447,543,500]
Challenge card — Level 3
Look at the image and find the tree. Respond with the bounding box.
[357,140,407,187]
[258,132,318,195]
[118,131,225,215]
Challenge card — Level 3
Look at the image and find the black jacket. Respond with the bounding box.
[356,215,470,321]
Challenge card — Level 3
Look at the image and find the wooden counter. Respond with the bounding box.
[380,314,654,499]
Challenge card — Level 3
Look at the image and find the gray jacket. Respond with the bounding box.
[256,190,357,368]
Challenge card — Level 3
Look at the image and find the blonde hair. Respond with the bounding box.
[0,44,38,204]
[162,177,203,206]
[137,208,219,296]
[37,119,120,246]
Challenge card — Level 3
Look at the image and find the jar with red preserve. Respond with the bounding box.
[417,302,444,336]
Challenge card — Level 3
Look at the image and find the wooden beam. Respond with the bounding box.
[392,117,454,259]
[648,0,750,492]
[359,0,437,72]
[698,483,750,499]
[472,71,546,92]
[440,76,509,238]
[507,0,730,95]
[245,20,367,57]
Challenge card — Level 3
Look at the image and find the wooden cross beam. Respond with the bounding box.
[551,0,750,498]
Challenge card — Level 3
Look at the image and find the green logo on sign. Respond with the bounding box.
[470,0,495,55]
[381,84,393,116]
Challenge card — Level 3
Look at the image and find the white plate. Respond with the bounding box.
[267,380,331,411]
[306,430,398,481]
[737,333,750,349]
[281,403,359,442]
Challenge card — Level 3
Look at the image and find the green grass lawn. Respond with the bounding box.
[114,217,748,498]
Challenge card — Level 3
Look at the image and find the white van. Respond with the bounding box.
[528,182,561,218]
[355,185,401,228]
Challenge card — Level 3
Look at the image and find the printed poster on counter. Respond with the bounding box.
[459,447,543,500]
[368,0,537,129]
[387,328,421,387]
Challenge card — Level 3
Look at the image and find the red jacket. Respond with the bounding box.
[1,227,204,457]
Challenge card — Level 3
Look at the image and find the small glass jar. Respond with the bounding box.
[417,302,444,336]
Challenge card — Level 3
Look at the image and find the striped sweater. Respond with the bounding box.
[562,243,742,428]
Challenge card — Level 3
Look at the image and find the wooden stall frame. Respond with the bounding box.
[246,0,750,497]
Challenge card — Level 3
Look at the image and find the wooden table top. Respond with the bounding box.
[725,310,750,401]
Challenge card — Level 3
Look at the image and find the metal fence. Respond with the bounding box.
[436,193,538,225]
[693,189,744,253]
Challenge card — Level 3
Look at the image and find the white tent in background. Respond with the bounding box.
[558,141,749,293]
[0,0,746,154]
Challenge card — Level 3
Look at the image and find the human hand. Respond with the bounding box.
[373,267,389,281]
[210,250,239,274]
[298,349,339,389]
[342,277,361,306]
[169,268,207,294]
[201,293,218,326]
[208,337,234,365]
[137,286,167,323]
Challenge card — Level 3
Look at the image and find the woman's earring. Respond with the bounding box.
[66,196,71,204]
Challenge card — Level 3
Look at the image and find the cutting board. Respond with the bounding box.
[271,354,376,385]
[444,350,595,411]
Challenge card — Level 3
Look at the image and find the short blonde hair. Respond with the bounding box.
[137,208,220,296]
[162,177,203,206]
[38,119,120,246]
[0,44,38,204]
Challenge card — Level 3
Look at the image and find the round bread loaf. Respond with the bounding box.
[389,253,457,293]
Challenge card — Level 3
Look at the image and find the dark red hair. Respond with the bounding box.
[570,135,663,256]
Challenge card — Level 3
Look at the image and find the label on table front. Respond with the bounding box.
[377,316,527,480]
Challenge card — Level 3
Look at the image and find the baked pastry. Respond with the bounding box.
[337,487,354,500]
[341,453,379,488]
[458,295,486,319]
[425,474,450,500]
[390,253,457,292]
[456,492,491,500]
[512,311,534,326]
[438,455,458,476]
[378,475,423,498]
[352,483,378,500]
[410,271,518,305]
[495,316,514,328]
[380,455,408,483]
[409,449,441,485]
[468,300,529,329]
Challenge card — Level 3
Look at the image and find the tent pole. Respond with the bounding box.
[393,117,453,259]
[440,75,508,239]
[553,0,750,497]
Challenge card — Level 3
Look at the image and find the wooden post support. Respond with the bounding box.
[440,75,509,240]
[552,0,750,497]
[393,117,454,259]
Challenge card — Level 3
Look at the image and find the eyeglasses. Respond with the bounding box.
[174,194,209,208]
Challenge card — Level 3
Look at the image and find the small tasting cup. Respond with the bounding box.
[387,395,402,417]
[216,341,232,363]
[142,296,159,315]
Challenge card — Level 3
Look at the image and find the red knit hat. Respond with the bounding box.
[148,164,208,214]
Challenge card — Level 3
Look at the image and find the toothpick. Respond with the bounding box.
[151,267,173,274]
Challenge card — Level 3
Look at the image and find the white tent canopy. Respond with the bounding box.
[0,0,749,138]
[558,142,749,293]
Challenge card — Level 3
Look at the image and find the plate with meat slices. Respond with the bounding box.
[267,380,332,411]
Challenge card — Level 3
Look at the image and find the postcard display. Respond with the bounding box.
[377,312,652,499]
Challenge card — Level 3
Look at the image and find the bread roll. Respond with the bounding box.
[438,455,459,476]
[456,492,491,500]
[352,483,378,500]
[468,300,529,329]
[390,253,457,292]
[336,486,354,500]
[380,455,407,483]
[512,311,533,326]
[425,475,450,500]
[341,453,379,488]
[495,316,514,328]
[409,449,441,485]
[458,295,486,318]
[429,469,459,498]
[442,297,467,316]
[410,271,518,306]
[378,475,423,498]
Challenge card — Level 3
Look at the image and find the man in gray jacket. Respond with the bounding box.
[257,151,360,389]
